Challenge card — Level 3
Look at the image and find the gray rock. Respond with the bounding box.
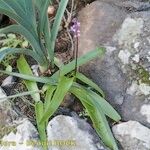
[140,104,150,124]
[0,86,7,103]
[98,0,150,12]
[0,87,17,124]
[78,0,150,127]
[78,0,127,109]
[115,12,150,127]
[78,1,127,56]
[47,115,108,150]
[1,76,16,88]
[0,118,41,150]
[0,87,18,139]
[112,121,150,150]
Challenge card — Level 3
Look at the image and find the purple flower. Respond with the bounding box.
[70,18,80,38]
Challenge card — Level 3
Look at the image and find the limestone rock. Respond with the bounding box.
[113,121,150,150]
[0,119,41,150]
[78,0,150,127]
[140,104,150,124]
[78,0,127,56]
[47,115,108,150]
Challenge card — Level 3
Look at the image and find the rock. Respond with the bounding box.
[115,12,150,127]
[31,65,39,76]
[114,17,144,48]
[118,50,131,65]
[0,118,41,150]
[0,87,18,139]
[0,86,7,102]
[140,104,150,124]
[47,115,108,150]
[1,76,16,87]
[78,0,150,127]
[78,0,127,56]
[98,0,150,12]
[112,121,150,150]
[78,0,127,109]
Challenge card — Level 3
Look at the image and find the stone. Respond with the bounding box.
[78,0,127,56]
[116,11,150,127]
[112,121,150,150]
[132,54,140,63]
[140,104,150,124]
[47,115,108,150]
[139,83,150,95]
[78,0,150,127]
[98,0,150,12]
[118,50,131,64]
[0,87,18,139]
[78,1,127,109]
[0,86,7,102]
[114,17,144,48]
[1,76,16,87]
[0,118,41,150]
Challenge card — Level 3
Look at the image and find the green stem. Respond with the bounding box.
[39,64,49,73]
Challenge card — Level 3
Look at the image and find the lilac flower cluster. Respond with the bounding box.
[70,18,80,38]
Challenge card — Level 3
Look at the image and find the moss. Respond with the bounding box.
[135,65,150,85]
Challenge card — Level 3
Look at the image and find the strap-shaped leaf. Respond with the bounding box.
[70,85,121,121]
[0,48,105,84]
[76,72,105,97]
[0,0,37,37]
[0,90,41,101]
[35,101,47,150]
[0,70,57,85]
[44,85,56,110]
[44,85,56,125]
[0,47,41,63]
[52,47,105,80]
[0,25,46,65]
[87,88,121,122]
[40,76,74,123]
[17,55,41,102]
[87,105,119,150]
[51,0,69,55]
[70,86,119,150]
[34,0,53,62]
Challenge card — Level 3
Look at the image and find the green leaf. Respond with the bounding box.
[35,101,47,150]
[17,55,41,102]
[70,84,121,121]
[44,85,56,125]
[0,25,46,65]
[34,0,52,62]
[0,47,41,63]
[87,88,121,122]
[76,72,105,97]
[0,90,41,102]
[44,85,56,110]
[88,106,119,150]
[0,70,56,85]
[70,86,119,150]
[0,0,37,38]
[40,76,74,123]
[52,48,105,80]
[0,48,105,85]
[50,0,69,58]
